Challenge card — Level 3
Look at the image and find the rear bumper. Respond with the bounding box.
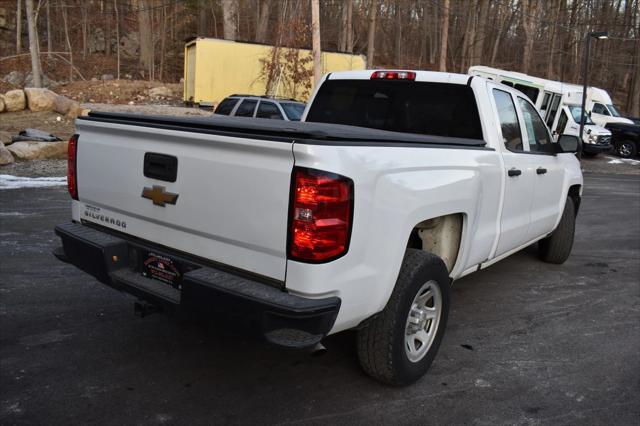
[54,221,340,348]
[582,143,612,154]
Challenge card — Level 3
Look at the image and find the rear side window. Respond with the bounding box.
[256,101,283,119]
[593,103,609,115]
[235,100,258,117]
[305,80,483,139]
[281,103,306,121]
[556,110,569,135]
[493,89,523,152]
[215,98,239,115]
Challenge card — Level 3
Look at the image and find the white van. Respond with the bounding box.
[469,66,612,155]
[579,87,633,127]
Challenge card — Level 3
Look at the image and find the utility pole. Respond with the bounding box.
[311,0,322,85]
[25,0,42,87]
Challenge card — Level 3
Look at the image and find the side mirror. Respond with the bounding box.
[556,134,580,154]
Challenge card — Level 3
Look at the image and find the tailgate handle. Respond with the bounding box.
[144,153,178,182]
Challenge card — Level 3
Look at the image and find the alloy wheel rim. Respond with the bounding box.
[404,280,442,363]
[619,143,632,157]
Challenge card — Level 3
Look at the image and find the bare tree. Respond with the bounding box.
[114,0,120,79]
[367,0,378,68]
[46,0,52,58]
[137,0,153,78]
[16,0,22,54]
[256,0,270,43]
[61,0,73,81]
[521,0,540,74]
[25,0,42,87]
[222,0,238,40]
[311,0,322,85]
[438,0,449,71]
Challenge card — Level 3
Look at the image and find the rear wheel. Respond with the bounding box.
[538,197,575,264]
[615,140,637,158]
[357,249,450,386]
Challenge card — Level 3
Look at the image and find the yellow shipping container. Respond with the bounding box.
[183,38,366,106]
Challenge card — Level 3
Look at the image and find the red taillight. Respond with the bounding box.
[370,70,416,80]
[289,168,353,262]
[67,134,78,200]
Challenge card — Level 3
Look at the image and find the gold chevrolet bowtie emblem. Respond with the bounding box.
[141,185,179,207]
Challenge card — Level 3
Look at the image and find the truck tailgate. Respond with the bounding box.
[74,118,294,281]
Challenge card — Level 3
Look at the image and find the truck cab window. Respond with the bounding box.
[592,103,609,116]
[215,98,239,115]
[306,80,483,140]
[256,101,284,119]
[514,84,539,103]
[493,89,524,152]
[556,110,569,135]
[235,100,258,117]
[518,97,553,153]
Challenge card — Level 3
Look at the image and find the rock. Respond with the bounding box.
[0,143,14,165]
[101,74,114,81]
[66,102,82,118]
[24,88,57,112]
[0,95,4,113]
[149,86,173,98]
[7,141,68,160]
[53,95,74,115]
[23,72,59,88]
[91,77,98,82]
[121,32,139,58]
[4,89,26,112]
[0,131,13,145]
[3,71,25,86]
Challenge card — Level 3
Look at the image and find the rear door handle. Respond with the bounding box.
[508,168,522,177]
[536,167,548,175]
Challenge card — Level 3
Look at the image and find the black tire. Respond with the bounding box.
[356,249,450,386]
[538,197,576,264]
[615,140,637,159]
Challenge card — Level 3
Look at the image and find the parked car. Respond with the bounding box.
[54,70,582,385]
[214,95,306,121]
[623,116,640,126]
[606,122,640,158]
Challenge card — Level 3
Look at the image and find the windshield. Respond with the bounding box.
[606,104,621,117]
[569,106,594,125]
[280,103,306,121]
[306,80,483,139]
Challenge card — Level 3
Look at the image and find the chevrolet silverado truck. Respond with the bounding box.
[53,70,583,385]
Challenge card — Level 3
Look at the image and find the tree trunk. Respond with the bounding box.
[367,0,378,68]
[160,3,166,81]
[311,0,322,85]
[46,0,51,58]
[256,0,270,43]
[198,0,207,35]
[137,0,153,76]
[521,0,539,74]
[394,0,402,67]
[438,0,449,71]
[339,1,348,51]
[346,0,353,53]
[25,0,42,87]
[82,4,88,59]
[114,0,120,79]
[105,0,112,56]
[16,0,22,54]
[546,0,561,79]
[472,0,490,66]
[61,2,73,82]
[222,0,238,40]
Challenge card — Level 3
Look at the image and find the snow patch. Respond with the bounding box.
[605,156,640,165]
[0,174,67,190]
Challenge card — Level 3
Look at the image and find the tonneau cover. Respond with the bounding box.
[81,111,487,147]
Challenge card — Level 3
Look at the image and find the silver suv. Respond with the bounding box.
[214,95,306,121]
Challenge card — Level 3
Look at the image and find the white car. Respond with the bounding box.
[54,70,583,385]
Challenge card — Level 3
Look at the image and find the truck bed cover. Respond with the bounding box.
[81,111,487,148]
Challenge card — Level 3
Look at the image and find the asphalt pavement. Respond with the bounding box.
[1,174,639,425]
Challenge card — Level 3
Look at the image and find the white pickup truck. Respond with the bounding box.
[54,70,583,385]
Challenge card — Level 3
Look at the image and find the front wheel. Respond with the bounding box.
[357,249,450,386]
[615,140,637,158]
